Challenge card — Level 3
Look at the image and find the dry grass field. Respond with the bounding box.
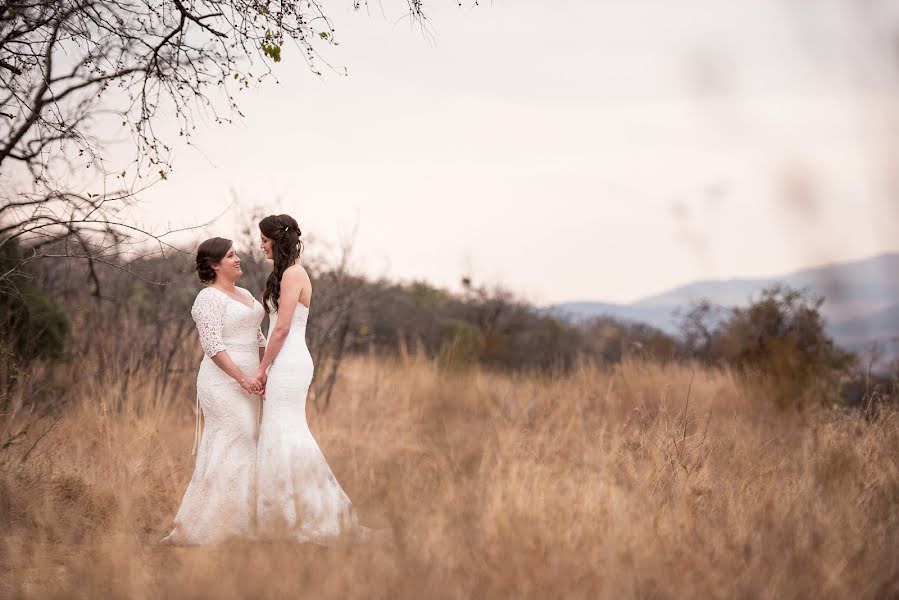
[1,355,897,599]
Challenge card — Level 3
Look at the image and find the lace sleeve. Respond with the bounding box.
[191,289,228,358]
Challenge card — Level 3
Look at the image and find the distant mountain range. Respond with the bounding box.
[548,253,899,362]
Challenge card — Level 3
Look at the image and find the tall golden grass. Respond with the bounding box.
[1,355,897,599]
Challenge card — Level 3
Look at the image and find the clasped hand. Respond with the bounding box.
[240,370,267,397]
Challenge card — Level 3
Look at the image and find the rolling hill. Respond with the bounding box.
[548,253,899,361]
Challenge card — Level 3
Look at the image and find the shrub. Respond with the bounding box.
[690,286,856,409]
[0,239,70,396]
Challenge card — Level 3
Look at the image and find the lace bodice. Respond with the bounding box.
[164,286,266,545]
[191,287,267,357]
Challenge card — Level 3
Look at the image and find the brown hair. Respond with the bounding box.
[259,214,302,314]
[196,237,233,284]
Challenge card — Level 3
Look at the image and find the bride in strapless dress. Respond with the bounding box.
[252,214,368,543]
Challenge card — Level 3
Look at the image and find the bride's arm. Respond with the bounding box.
[255,266,309,380]
[193,290,260,394]
[211,352,259,394]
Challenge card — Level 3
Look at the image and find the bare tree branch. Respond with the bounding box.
[0,0,433,296]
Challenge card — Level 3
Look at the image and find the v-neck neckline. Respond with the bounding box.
[208,286,255,311]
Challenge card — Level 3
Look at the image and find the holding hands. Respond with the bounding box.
[252,369,268,397]
[240,375,265,396]
[237,368,268,398]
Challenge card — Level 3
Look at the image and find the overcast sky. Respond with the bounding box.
[133,0,899,305]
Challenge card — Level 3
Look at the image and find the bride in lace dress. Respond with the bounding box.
[162,237,267,545]
[252,214,367,542]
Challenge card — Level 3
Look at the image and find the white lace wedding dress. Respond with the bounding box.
[256,301,366,542]
[163,286,267,545]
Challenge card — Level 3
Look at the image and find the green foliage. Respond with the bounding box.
[407,280,454,309]
[0,239,71,372]
[687,286,856,410]
[261,43,281,62]
[438,319,484,370]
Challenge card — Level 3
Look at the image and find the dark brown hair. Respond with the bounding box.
[196,237,233,284]
[259,214,302,314]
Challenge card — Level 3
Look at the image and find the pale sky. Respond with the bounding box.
[131,0,899,305]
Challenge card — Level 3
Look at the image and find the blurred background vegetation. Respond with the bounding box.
[1,231,894,416]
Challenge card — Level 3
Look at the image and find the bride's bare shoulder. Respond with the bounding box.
[281,263,310,282]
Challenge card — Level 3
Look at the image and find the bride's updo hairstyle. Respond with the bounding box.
[196,237,233,284]
[259,214,303,315]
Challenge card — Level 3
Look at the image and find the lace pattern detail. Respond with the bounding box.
[256,301,367,541]
[166,293,365,545]
[191,288,228,358]
[237,287,268,349]
[191,287,267,358]
[164,286,266,545]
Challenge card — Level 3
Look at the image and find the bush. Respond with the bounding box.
[684,286,856,410]
[0,239,71,395]
[584,317,680,365]
[438,319,484,370]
